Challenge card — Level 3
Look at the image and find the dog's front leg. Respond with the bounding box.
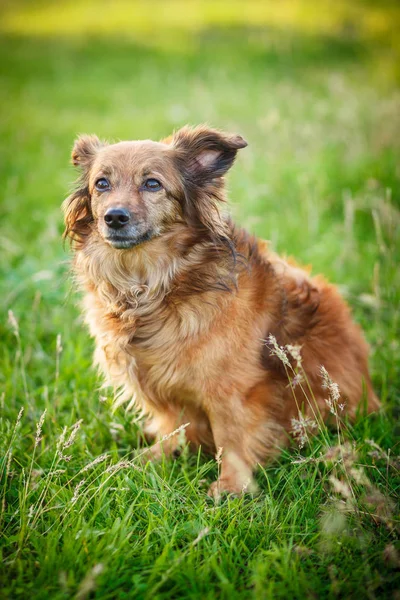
[206,398,258,499]
[140,410,183,462]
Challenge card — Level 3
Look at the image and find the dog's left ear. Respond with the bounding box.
[171,125,247,182]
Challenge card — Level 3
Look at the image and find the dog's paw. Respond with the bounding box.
[207,477,258,501]
[135,443,164,465]
[135,442,181,465]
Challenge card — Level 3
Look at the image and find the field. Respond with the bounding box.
[1,1,400,598]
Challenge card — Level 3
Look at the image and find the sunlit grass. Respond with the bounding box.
[1,0,400,50]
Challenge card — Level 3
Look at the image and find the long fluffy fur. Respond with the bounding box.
[63,125,380,496]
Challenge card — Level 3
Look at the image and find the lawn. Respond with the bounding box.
[0,1,400,598]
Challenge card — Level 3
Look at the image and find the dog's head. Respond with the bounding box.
[63,125,247,250]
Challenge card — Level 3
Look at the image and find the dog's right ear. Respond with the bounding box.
[63,135,104,246]
[62,188,93,247]
[71,134,104,169]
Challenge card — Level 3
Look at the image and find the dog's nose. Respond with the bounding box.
[104,208,131,229]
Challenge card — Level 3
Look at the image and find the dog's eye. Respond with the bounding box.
[143,178,162,192]
[95,177,110,192]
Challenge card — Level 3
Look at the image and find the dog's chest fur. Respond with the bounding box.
[75,246,246,412]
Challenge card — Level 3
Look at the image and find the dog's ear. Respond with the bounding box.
[71,134,104,169]
[63,134,103,245]
[171,125,247,182]
[62,188,93,246]
[167,126,247,238]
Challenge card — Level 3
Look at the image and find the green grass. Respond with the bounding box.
[1,1,400,598]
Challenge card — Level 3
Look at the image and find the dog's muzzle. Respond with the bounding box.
[104,207,131,230]
[103,208,153,249]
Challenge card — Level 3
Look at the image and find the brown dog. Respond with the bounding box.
[63,125,379,497]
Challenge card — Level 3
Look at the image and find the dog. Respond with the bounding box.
[63,125,380,497]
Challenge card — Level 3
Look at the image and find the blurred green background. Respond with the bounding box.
[0,1,399,598]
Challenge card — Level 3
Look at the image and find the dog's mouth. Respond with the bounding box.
[104,230,154,250]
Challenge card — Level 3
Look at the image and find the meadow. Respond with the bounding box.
[0,1,400,598]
